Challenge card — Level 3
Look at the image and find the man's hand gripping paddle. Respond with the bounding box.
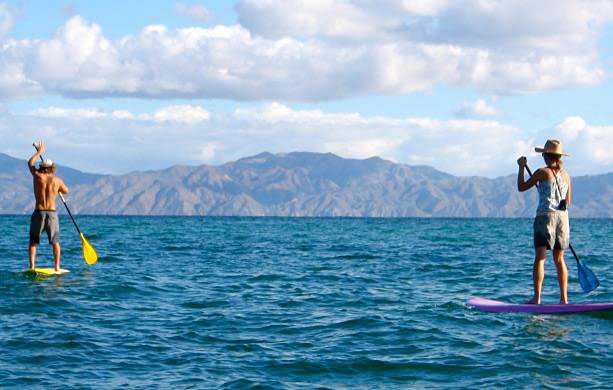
[34,144,98,266]
[525,164,598,292]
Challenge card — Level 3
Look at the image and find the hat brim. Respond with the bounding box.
[534,147,568,156]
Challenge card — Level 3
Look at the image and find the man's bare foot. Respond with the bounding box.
[525,297,540,304]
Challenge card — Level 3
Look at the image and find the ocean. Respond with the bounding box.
[1,216,612,389]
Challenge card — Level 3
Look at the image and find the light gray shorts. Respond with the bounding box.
[29,210,60,245]
[533,212,569,250]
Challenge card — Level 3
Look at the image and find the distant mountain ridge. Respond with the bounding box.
[1,151,612,217]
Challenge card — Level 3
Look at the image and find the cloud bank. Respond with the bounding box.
[5,103,611,177]
[0,0,611,101]
[540,117,613,174]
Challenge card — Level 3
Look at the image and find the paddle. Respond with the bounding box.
[35,148,98,266]
[525,164,598,292]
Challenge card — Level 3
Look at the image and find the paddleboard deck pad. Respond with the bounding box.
[468,296,613,314]
[25,268,70,276]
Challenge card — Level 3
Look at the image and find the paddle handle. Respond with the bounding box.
[36,149,82,235]
[59,192,82,235]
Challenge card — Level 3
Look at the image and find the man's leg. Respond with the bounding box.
[553,248,568,304]
[53,243,61,272]
[28,243,37,270]
[47,212,61,271]
[29,210,42,270]
[528,246,547,304]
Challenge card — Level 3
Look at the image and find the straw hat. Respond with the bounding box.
[534,139,568,156]
[39,159,54,168]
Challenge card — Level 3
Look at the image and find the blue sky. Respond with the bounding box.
[1,0,613,177]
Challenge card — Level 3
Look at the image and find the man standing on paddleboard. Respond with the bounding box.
[517,139,572,304]
[27,142,69,272]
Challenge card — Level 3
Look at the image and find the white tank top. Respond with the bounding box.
[536,169,568,215]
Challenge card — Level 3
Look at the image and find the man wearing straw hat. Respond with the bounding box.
[27,142,70,272]
[517,139,572,304]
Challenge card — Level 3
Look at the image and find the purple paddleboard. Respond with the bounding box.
[467,296,613,314]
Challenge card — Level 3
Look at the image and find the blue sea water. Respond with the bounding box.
[1,216,612,389]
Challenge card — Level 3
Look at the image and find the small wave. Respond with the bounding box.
[246,274,287,283]
[221,378,289,390]
[181,299,230,309]
[330,254,381,260]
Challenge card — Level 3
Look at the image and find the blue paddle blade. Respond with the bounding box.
[577,258,599,293]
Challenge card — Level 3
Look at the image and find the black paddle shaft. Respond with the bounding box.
[524,164,579,260]
[37,154,82,235]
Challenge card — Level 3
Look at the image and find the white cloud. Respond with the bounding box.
[236,0,391,42]
[235,0,612,93]
[29,104,210,123]
[0,3,13,37]
[533,117,613,173]
[405,0,613,53]
[113,109,138,120]
[150,104,210,123]
[237,0,613,51]
[556,116,587,141]
[394,0,452,16]
[456,99,500,117]
[176,3,214,23]
[0,58,40,99]
[391,118,529,174]
[27,16,126,97]
[18,16,440,99]
[30,107,107,119]
[0,1,610,102]
[233,102,364,125]
[198,142,219,161]
[4,102,539,177]
[8,104,613,177]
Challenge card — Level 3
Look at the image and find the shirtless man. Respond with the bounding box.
[28,142,69,271]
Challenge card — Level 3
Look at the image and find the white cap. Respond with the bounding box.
[40,159,54,168]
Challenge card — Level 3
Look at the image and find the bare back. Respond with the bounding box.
[31,172,68,211]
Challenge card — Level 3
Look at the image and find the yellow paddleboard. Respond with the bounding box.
[25,268,70,276]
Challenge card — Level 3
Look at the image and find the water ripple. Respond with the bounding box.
[0,216,612,389]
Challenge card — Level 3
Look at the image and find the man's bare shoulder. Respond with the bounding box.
[51,175,65,185]
[54,175,69,193]
[32,171,46,181]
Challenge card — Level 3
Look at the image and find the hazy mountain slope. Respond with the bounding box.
[0,153,105,213]
[0,151,607,217]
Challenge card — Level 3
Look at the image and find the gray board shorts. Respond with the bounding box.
[533,211,569,250]
[30,210,60,245]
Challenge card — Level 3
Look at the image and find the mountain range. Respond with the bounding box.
[1,151,611,217]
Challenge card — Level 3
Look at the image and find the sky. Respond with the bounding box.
[1,0,613,177]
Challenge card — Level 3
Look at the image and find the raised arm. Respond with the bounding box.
[28,142,45,175]
[517,156,542,192]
